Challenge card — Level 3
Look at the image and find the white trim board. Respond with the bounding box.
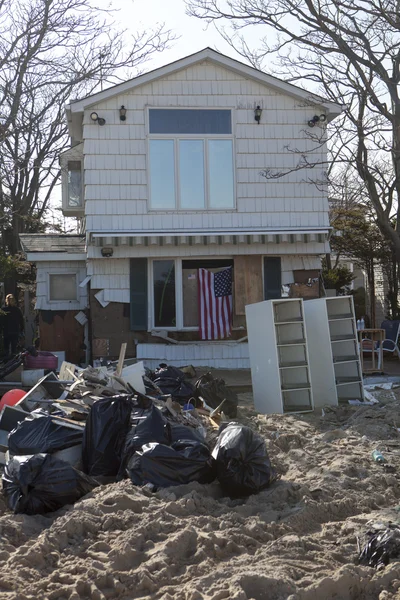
[26,252,87,262]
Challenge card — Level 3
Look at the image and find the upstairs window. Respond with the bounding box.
[148,109,234,210]
[67,161,83,208]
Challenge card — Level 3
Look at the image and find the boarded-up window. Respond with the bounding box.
[234,256,263,315]
[49,274,77,301]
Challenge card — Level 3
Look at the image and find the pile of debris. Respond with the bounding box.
[0,354,277,515]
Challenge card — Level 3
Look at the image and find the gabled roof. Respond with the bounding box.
[67,47,342,116]
[20,234,86,260]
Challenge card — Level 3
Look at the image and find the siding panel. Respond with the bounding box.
[82,60,330,236]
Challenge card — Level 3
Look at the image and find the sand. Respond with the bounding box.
[2,389,400,599]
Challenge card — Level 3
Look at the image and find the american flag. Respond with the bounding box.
[198,267,233,340]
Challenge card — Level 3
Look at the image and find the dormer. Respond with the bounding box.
[60,143,84,217]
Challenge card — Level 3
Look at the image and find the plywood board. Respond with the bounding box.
[234,256,263,315]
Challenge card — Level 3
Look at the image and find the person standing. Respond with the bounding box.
[1,294,24,357]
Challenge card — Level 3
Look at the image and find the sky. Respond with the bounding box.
[106,0,251,69]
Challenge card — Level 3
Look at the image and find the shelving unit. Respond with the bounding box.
[245,299,314,414]
[303,296,364,407]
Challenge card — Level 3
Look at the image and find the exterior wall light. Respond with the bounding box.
[90,111,106,126]
[308,114,327,127]
[119,105,127,121]
[254,105,262,124]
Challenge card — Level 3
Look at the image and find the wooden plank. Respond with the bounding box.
[234,255,263,315]
[39,310,84,364]
[115,343,127,377]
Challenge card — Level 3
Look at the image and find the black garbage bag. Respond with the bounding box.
[82,395,134,477]
[127,440,216,488]
[2,454,98,515]
[169,422,205,444]
[8,414,83,455]
[118,401,171,477]
[358,526,400,569]
[152,365,195,402]
[194,372,238,418]
[212,423,276,496]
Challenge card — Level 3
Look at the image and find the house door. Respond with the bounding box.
[264,257,282,300]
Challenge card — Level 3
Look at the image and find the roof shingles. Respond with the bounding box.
[19,234,86,254]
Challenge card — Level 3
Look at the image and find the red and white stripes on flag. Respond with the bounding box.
[198,267,233,340]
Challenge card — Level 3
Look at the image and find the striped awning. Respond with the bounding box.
[89,229,330,247]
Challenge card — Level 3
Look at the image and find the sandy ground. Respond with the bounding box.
[3,390,400,599]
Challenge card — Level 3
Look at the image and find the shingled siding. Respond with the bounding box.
[82,61,329,235]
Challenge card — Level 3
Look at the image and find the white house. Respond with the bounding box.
[20,48,342,367]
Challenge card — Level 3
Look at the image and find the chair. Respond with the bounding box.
[361,320,400,369]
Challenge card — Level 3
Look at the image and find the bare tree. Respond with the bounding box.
[187,0,400,266]
[0,0,173,254]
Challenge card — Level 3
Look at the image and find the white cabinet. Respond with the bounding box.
[246,296,364,415]
[245,298,313,414]
[303,296,364,407]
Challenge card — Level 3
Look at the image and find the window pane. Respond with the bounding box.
[208,140,234,208]
[153,260,176,327]
[179,140,205,209]
[183,266,199,327]
[149,140,175,209]
[49,274,77,301]
[67,161,82,207]
[149,109,231,134]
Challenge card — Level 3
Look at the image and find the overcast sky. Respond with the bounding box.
[107,0,252,68]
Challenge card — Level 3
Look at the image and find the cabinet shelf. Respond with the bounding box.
[336,377,362,385]
[332,356,358,363]
[303,296,364,408]
[281,383,311,391]
[279,361,308,368]
[328,314,353,321]
[283,405,314,413]
[246,298,313,414]
[274,317,304,324]
[330,334,355,342]
[277,339,306,346]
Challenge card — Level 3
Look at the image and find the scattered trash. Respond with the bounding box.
[363,390,380,404]
[372,449,386,464]
[118,400,172,477]
[212,423,277,496]
[348,399,377,406]
[0,349,281,515]
[169,422,205,444]
[149,365,196,402]
[127,440,215,488]
[82,395,134,477]
[195,372,238,418]
[8,413,83,456]
[358,525,400,569]
[364,382,400,391]
[2,453,98,514]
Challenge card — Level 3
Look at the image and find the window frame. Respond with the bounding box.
[48,272,79,303]
[147,107,236,212]
[59,143,84,216]
[66,160,84,209]
[148,257,234,331]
